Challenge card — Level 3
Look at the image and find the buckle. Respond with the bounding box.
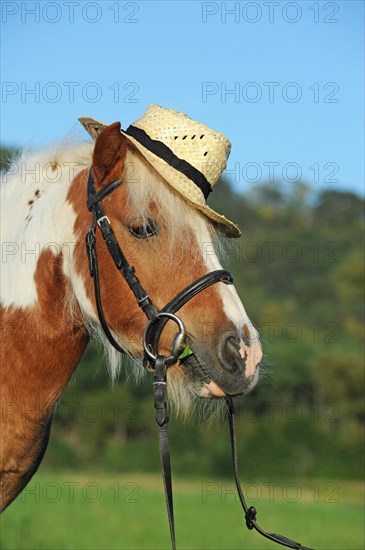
[97,215,110,227]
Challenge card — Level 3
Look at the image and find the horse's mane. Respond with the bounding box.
[1,139,215,250]
[1,140,94,190]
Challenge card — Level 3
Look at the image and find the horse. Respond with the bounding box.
[0,106,262,513]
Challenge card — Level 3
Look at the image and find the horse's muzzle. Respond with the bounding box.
[182,329,262,398]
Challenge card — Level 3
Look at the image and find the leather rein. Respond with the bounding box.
[86,170,313,550]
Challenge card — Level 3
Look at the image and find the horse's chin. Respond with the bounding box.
[202,381,227,397]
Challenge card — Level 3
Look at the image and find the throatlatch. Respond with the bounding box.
[86,169,314,550]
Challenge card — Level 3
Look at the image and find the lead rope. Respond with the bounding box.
[225,397,314,550]
[152,384,314,550]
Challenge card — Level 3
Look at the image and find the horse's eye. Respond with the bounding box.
[128,219,159,239]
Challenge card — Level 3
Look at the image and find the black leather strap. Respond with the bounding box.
[143,270,233,365]
[154,395,314,550]
[86,171,157,339]
[225,397,314,550]
[153,356,176,550]
[87,174,122,210]
[86,228,126,354]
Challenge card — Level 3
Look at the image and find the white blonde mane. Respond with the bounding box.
[0,141,93,309]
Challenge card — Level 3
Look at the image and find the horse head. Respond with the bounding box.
[70,107,262,408]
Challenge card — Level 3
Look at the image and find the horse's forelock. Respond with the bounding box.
[123,149,219,255]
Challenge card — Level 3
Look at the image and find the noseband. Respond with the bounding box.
[86,170,313,550]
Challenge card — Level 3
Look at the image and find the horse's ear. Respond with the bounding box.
[92,122,127,187]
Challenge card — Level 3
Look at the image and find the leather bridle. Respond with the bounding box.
[86,169,313,550]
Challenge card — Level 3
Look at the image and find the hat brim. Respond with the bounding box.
[79,117,241,238]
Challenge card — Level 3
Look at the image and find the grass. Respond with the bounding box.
[0,472,363,550]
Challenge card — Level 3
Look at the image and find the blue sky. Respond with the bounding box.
[1,0,364,196]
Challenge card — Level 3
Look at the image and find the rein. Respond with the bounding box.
[86,170,313,550]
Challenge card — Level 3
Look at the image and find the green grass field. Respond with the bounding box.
[0,472,363,550]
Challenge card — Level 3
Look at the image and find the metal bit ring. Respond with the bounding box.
[143,312,186,367]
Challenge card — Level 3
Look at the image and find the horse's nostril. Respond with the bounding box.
[220,333,244,374]
[225,335,240,356]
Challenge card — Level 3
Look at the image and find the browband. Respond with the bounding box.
[124,125,212,200]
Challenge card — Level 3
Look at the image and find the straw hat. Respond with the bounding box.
[79,105,240,237]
